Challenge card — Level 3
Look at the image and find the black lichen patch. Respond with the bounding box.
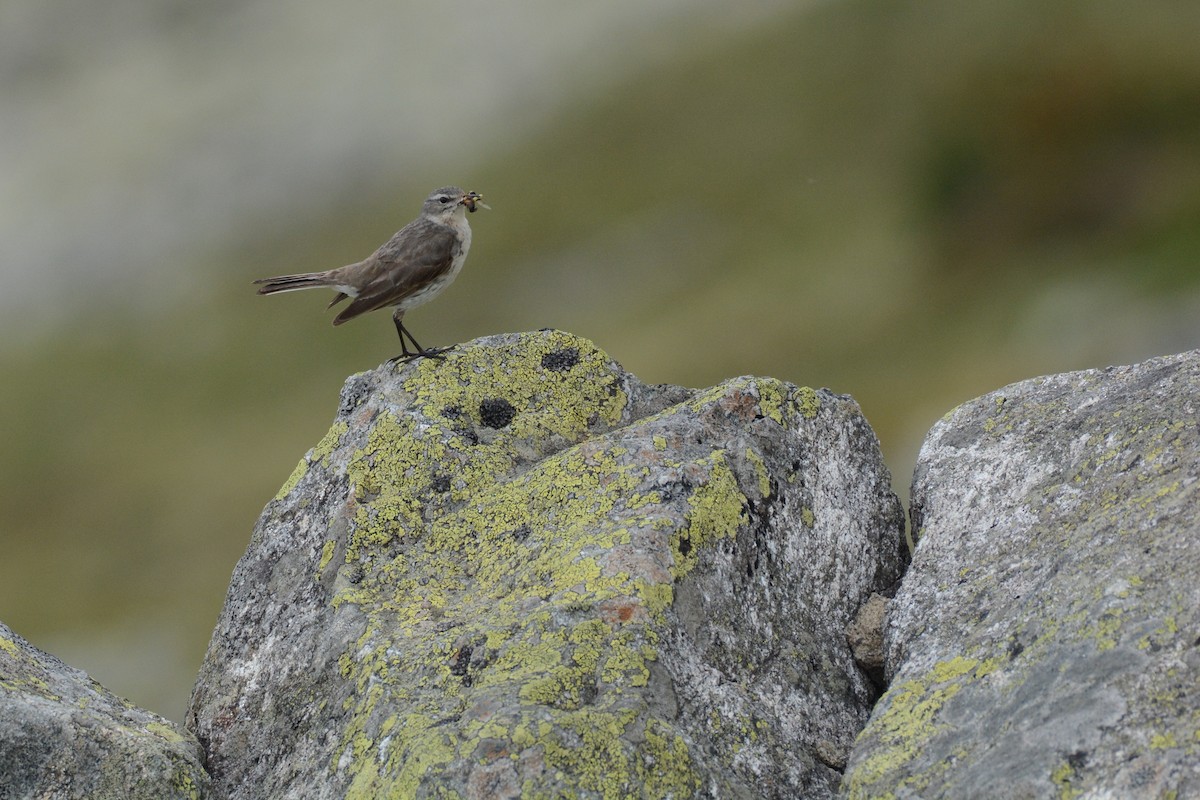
[541,347,581,372]
[479,398,516,429]
[447,638,492,688]
[678,531,693,558]
[449,643,473,678]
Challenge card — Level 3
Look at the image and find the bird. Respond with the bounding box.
[254,186,488,362]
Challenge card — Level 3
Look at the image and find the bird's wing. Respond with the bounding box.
[332,221,459,325]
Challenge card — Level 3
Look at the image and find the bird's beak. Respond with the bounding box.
[463,191,489,213]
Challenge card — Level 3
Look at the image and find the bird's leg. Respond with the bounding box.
[393,312,415,357]
[389,310,446,363]
[399,323,426,355]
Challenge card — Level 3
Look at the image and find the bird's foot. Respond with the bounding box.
[389,346,452,365]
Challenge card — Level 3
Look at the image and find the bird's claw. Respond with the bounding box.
[388,346,453,365]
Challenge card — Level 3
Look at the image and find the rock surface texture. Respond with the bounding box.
[0,622,211,799]
[187,330,905,799]
[842,351,1200,798]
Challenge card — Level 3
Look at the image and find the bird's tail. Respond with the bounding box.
[253,271,335,295]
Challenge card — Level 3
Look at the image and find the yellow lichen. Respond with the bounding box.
[1050,760,1083,800]
[144,721,186,743]
[275,420,350,501]
[274,459,308,501]
[758,382,788,426]
[671,452,745,579]
[316,540,337,578]
[746,447,771,498]
[843,656,1003,797]
[1149,731,1178,749]
[306,333,790,795]
[0,634,19,658]
[793,386,821,419]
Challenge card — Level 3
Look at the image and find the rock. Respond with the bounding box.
[845,593,889,691]
[0,622,211,799]
[187,330,904,799]
[842,351,1200,798]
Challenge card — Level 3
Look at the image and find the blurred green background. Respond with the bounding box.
[2,0,1198,721]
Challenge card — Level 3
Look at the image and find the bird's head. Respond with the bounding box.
[424,186,489,219]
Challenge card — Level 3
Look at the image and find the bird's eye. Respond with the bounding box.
[438,195,452,204]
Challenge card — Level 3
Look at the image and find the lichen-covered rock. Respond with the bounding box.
[187,330,904,799]
[842,351,1200,798]
[0,622,211,799]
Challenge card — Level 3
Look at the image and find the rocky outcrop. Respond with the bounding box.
[842,351,1200,798]
[186,330,906,798]
[9,333,1196,797]
[0,622,211,799]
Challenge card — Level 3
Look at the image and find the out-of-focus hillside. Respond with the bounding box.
[2,0,1198,719]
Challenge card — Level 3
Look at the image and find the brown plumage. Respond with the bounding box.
[254,186,486,361]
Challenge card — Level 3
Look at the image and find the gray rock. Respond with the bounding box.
[845,593,889,691]
[187,330,904,799]
[842,351,1200,798]
[0,622,211,800]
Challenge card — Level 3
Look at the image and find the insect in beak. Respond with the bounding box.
[463,192,489,213]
